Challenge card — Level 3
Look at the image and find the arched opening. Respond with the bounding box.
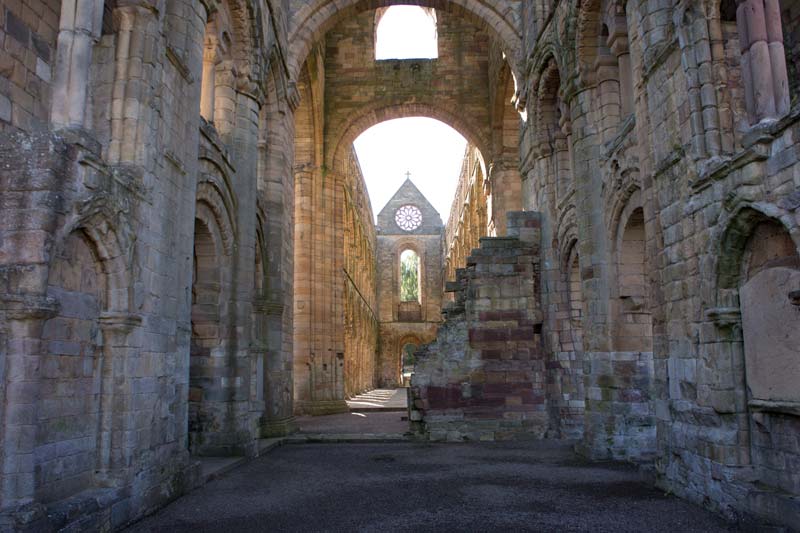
[189,217,222,455]
[101,0,116,35]
[375,6,438,60]
[400,249,421,303]
[39,231,106,502]
[715,215,800,506]
[534,58,572,206]
[582,200,657,461]
[252,232,266,404]
[568,246,584,345]
[401,342,419,385]
[551,240,586,438]
[616,207,652,352]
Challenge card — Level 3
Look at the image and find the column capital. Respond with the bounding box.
[98,311,142,332]
[705,307,741,328]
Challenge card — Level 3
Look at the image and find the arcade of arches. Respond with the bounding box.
[0,0,799,530]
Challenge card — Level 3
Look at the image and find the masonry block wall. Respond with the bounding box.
[343,150,379,398]
[323,9,492,165]
[0,0,799,530]
[516,0,800,527]
[0,0,297,529]
[410,212,548,441]
[444,145,489,292]
[0,2,60,131]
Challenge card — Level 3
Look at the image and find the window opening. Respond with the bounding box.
[375,6,438,60]
[396,204,423,231]
[400,249,421,302]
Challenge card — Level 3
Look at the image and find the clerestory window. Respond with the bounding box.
[375,6,438,60]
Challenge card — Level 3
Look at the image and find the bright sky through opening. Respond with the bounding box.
[354,118,468,223]
[375,6,438,59]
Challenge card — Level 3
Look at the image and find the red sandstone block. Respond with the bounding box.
[508,326,535,341]
[463,406,506,418]
[426,385,464,408]
[520,390,545,404]
[478,310,523,322]
[469,328,510,342]
[484,383,517,394]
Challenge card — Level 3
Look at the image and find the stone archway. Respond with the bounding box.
[398,335,423,386]
[288,0,522,83]
[329,104,490,172]
[709,208,800,510]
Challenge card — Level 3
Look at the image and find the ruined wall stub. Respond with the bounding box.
[410,211,546,441]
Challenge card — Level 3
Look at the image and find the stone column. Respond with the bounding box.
[258,297,296,437]
[609,33,633,117]
[95,312,142,487]
[108,3,159,164]
[293,168,314,406]
[199,43,220,123]
[594,51,621,142]
[0,297,57,513]
[301,167,348,415]
[51,0,104,128]
[674,3,724,161]
[229,85,265,447]
[737,0,790,123]
[705,307,751,466]
[260,80,300,425]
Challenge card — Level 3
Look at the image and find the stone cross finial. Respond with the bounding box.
[406,171,412,180]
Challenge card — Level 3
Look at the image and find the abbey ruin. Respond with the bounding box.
[0,0,798,530]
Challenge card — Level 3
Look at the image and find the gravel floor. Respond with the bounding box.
[126,441,739,533]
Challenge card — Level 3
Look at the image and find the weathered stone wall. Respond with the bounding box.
[410,212,547,441]
[0,1,60,131]
[517,0,800,527]
[444,145,489,294]
[1,0,799,529]
[0,0,297,529]
[323,9,492,164]
[343,150,379,397]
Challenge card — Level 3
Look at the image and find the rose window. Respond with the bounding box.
[395,205,422,231]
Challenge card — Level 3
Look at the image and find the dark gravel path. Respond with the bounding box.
[126,441,738,532]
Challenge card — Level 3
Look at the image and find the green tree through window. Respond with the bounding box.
[402,343,418,367]
[400,249,420,302]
